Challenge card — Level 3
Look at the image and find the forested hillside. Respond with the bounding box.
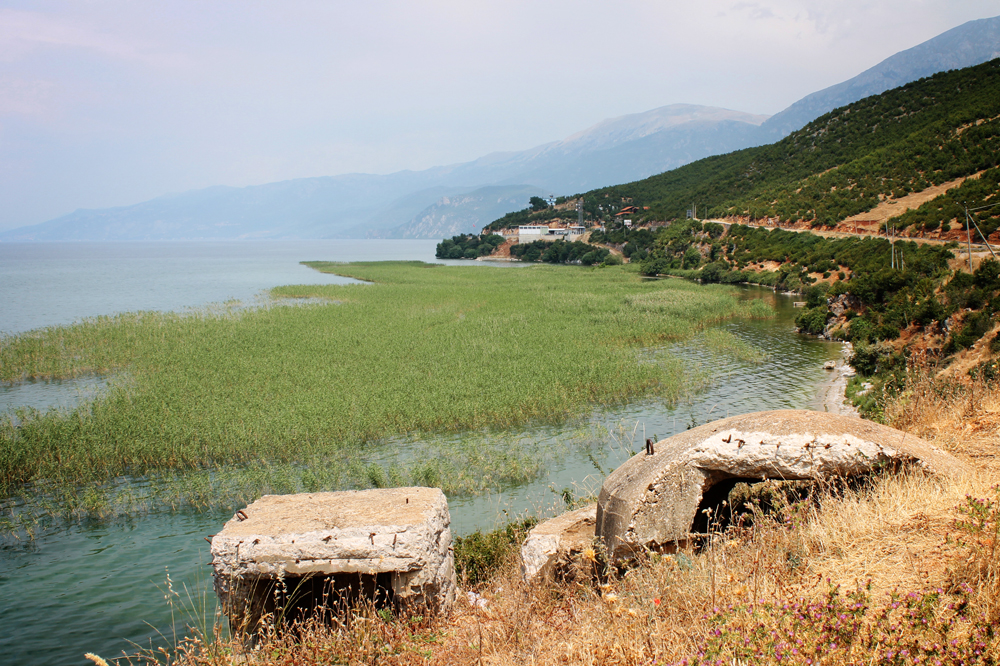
[572,59,1000,227]
[884,167,1000,237]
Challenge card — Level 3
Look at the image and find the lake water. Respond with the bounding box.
[0,240,440,336]
[0,241,843,665]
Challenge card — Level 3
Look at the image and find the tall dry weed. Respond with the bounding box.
[883,367,1000,473]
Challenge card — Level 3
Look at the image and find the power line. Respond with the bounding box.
[967,200,1000,213]
[964,202,998,262]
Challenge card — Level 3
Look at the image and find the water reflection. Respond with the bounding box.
[0,376,110,419]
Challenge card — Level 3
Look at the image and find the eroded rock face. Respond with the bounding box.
[829,293,860,317]
[211,487,456,633]
[596,410,969,562]
[520,504,597,583]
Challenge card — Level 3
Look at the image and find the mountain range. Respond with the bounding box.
[3,15,999,243]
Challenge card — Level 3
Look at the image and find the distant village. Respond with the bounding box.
[492,199,648,242]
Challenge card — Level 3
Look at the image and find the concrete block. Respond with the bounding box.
[211,487,456,633]
[520,503,597,583]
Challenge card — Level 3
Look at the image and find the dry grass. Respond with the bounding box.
[885,371,1000,475]
[139,379,1000,666]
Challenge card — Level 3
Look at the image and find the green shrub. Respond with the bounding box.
[803,284,829,308]
[912,296,945,327]
[784,276,803,292]
[847,317,874,343]
[436,233,505,260]
[850,340,895,376]
[948,310,993,351]
[990,333,1000,354]
[700,261,728,283]
[969,359,1000,382]
[683,246,703,269]
[453,518,538,586]
[795,306,830,335]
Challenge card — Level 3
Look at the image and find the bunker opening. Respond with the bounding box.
[226,571,397,636]
[690,465,912,540]
[691,477,815,537]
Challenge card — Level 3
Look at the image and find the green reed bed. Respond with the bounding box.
[0,422,615,539]
[0,261,771,527]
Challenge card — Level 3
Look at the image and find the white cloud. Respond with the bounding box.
[0,8,187,68]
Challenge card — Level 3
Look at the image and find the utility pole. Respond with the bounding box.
[965,204,998,261]
[885,225,896,268]
[965,203,973,272]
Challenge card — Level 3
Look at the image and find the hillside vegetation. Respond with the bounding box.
[588,215,1000,421]
[579,59,1000,226]
[885,166,1000,236]
[481,60,1000,235]
[473,59,1000,426]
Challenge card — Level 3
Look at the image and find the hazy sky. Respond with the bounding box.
[0,1,997,230]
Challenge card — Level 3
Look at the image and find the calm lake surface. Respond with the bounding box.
[0,240,843,666]
[0,240,440,336]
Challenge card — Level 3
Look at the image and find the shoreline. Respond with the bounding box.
[814,341,858,417]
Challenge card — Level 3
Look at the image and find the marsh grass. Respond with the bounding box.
[1,262,771,530]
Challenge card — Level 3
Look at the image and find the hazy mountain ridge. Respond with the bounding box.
[368,185,548,239]
[581,59,1000,230]
[3,15,998,242]
[759,15,1000,139]
[3,104,768,242]
[0,171,459,241]
[371,108,769,239]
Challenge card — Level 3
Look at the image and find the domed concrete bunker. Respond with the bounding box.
[596,410,970,563]
[210,487,457,635]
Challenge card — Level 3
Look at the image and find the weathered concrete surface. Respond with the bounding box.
[211,487,456,630]
[520,504,597,583]
[597,410,969,562]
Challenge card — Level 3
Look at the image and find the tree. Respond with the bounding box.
[683,246,703,269]
[700,261,727,283]
[529,196,549,212]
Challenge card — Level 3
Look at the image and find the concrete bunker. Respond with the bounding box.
[596,410,970,563]
[210,487,457,635]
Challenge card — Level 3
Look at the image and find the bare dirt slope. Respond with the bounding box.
[843,172,982,227]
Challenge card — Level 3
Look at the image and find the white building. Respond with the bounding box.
[518,223,587,239]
